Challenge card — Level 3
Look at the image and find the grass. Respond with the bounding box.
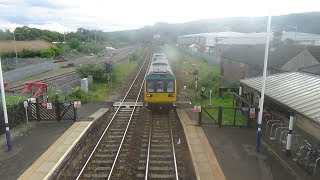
[168,48,248,125]
[88,61,138,101]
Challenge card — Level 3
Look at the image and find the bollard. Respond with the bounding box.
[286,115,294,156]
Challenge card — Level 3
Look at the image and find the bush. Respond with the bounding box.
[128,49,143,62]
[0,95,27,127]
[40,49,55,58]
[67,87,89,103]
[47,86,62,102]
[76,64,107,82]
[77,42,103,54]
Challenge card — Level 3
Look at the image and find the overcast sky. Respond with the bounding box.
[0,0,319,32]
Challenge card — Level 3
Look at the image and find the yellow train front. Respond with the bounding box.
[144,53,176,108]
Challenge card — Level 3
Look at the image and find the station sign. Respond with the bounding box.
[194,105,201,113]
[74,101,81,109]
[250,108,255,119]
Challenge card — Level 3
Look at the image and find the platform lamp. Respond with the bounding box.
[0,57,12,151]
[256,14,272,152]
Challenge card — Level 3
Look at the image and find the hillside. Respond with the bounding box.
[106,11,320,43]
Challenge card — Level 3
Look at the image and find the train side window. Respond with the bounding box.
[147,81,154,92]
[156,81,164,92]
[167,80,174,92]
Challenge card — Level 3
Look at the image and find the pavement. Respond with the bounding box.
[177,109,226,180]
[18,108,109,180]
[182,108,296,180]
[0,121,73,180]
[0,102,111,180]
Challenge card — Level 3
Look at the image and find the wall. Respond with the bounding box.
[3,62,53,83]
[221,59,249,82]
[295,115,320,141]
[280,49,319,71]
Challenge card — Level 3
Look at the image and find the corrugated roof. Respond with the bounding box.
[240,72,320,124]
[299,64,320,75]
[221,45,305,68]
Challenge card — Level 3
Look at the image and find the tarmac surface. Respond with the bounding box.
[185,109,296,180]
[0,121,73,180]
[0,102,110,180]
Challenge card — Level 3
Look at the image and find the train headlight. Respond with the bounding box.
[146,94,153,97]
[168,93,175,97]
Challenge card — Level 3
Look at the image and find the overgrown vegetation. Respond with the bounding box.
[128,49,143,62]
[67,87,89,103]
[169,49,247,125]
[76,64,107,82]
[0,95,27,127]
[88,61,138,101]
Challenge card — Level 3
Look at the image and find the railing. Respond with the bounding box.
[201,106,251,127]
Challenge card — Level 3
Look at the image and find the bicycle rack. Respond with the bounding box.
[269,123,284,140]
[271,126,288,141]
[314,156,320,176]
[266,120,281,134]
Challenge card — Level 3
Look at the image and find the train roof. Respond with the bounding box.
[147,54,174,77]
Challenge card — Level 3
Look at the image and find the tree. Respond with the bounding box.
[68,38,81,50]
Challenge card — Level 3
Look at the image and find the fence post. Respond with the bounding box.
[198,111,202,126]
[73,105,77,121]
[218,106,223,127]
[36,99,40,121]
[233,108,236,126]
[55,101,61,121]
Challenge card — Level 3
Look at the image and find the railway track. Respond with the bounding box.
[136,109,179,179]
[6,47,134,93]
[76,51,150,179]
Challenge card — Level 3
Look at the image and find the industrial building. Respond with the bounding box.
[177,31,320,52]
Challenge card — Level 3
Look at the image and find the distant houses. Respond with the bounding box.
[220,45,320,82]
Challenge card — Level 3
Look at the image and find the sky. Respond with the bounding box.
[0,0,319,32]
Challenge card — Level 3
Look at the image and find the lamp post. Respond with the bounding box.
[256,14,272,152]
[0,57,12,151]
[13,33,18,60]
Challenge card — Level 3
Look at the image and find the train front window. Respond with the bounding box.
[167,80,174,93]
[156,81,164,92]
[147,81,154,92]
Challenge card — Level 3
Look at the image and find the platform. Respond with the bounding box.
[18,108,109,180]
[176,109,226,180]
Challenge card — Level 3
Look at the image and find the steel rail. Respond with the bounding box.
[169,111,179,180]
[107,66,145,180]
[76,51,150,180]
[144,111,153,180]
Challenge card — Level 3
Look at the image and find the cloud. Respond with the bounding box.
[0,0,319,33]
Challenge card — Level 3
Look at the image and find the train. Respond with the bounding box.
[144,53,177,108]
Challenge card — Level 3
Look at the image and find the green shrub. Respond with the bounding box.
[47,86,62,102]
[128,49,143,62]
[67,87,89,103]
[76,64,107,82]
[40,49,55,58]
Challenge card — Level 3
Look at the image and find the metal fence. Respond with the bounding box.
[201,106,251,127]
[27,102,76,121]
[2,57,53,69]
[179,48,220,64]
[3,61,53,83]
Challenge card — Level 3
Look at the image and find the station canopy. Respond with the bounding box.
[240,72,320,124]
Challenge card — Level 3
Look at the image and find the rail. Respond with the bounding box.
[76,51,150,179]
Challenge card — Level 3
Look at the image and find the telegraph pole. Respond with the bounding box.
[0,58,12,151]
